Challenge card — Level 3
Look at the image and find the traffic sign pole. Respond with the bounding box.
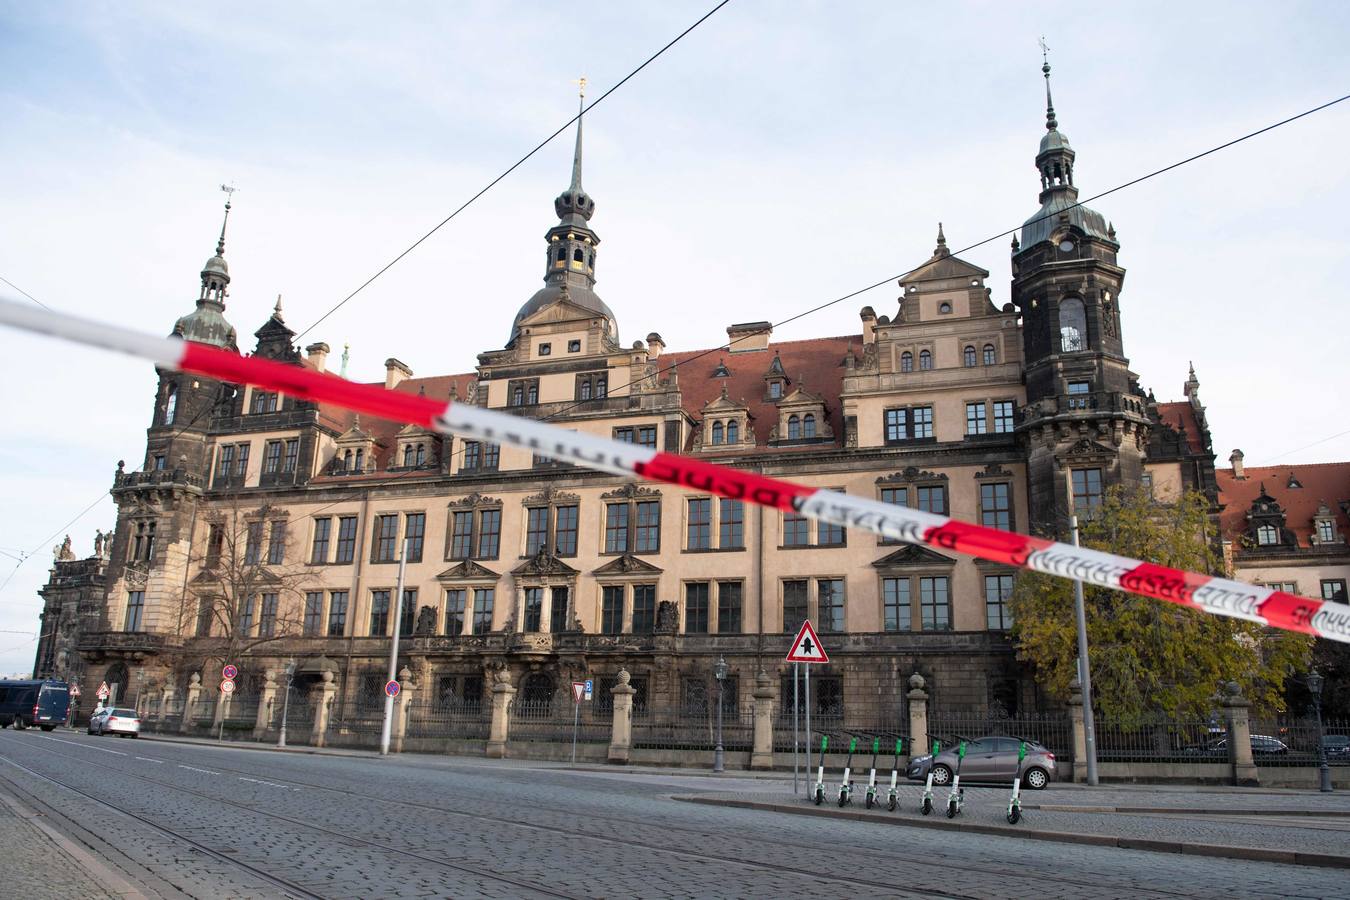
[805,661,811,800]
[381,538,408,757]
[793,663,799,796]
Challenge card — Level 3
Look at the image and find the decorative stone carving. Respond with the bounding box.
[876,466,948,484]
[654,600,679,635]
[975,463,1014,479]
[600,483,661,500]
[592,555,664,576]
[448,492,501,509]
[522,487,580,506]
[436,560,500,581]
[414,606,437,636]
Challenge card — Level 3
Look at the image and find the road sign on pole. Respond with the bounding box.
[572,681,586,704]
[96,681,109,700]
[570,681,587,763]
[220,679,235,694]
[785,620,829,664]
[584,678,593,701]
[385,680,401,698]
[222,664,238,680]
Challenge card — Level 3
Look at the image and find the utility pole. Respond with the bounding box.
[1065,469,1099,786]
[380,538,408,757]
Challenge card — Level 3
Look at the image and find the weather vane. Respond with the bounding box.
[1038,36,1049,63]
[220,182,238,201]
[573,76,587,100]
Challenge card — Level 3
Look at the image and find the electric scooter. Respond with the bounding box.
[864,736,881,809]
[1006,736,1030,824]
[837,735,859,807]
[886,736,905,812]
[812,733,829,805]
[920,738,940,815]
[946,734,972,819]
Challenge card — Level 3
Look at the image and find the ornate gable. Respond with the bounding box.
[522,487,581,506]
[877,466,949,484]
[871,545,957,569]
[511,550,580,578]
[593,555,664,577]
[448,493,501,509]
[601,483,661,501]
[436,560,500,581]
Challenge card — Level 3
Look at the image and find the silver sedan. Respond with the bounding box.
[907,736,1056,789]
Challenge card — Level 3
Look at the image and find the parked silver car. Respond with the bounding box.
[88,707,140,738]
[906,736,1056,789]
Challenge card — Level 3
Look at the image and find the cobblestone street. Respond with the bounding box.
[1,730,1348,899]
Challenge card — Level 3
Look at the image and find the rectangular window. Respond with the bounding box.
[605,503,629,553]
[1322,580,1348,604]
[685,582,710,633]
[966,402,987,435]
[883,577,910,631]
[980,482,1012,531]
[400,588,417,636]
[817,578,845,633]
[524,587,543,632]
[1071,468,1104,512]
[234,443,249,477]
[601,586,625,635]
[263,440,283,474]
[482,442,499,470]
[884,408,907,443]
[310,518,331,564]
[912,406,933,439]
[404,513,425,562]
[303,592,323,636]
[445,589,466,635]
[916,484,948,515]
[463,441,481,471]
[634,501,660,553]
[783,511,810,547]
[259,593,279,637]
[554,505,578,556]
[476,509,501,558]
[124,591,144,632]
[239,595,255,636]
[1067,381,1090,409]
[719,499,744,549]
[985,574,1014,630]
[196,597,213,636]
[369,590,391,636]
[783,580,808,633]
[245,521,264,565]
[373,514,399,562]
[267,522,286,565]
[1317,520,1335,543]
[614,425,658,448]
[526,507,549,556]
[217,444,234,477]
[451,511,474,559]
[327,591,348,636]
[154,454,166,470]
[880,487,907,544]
[920,576,951,631]
[717,581,743,633]
[631,584,656,634]
[549,586,569,634]
[472,588,494,634]
[687,498,712,550]
[817,518,845,547]
[992,401,1015,434]
[283,439,299,472]
[335,515,358,564]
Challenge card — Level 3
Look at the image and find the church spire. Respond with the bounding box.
[1032,42,1075,201]
[1041,40,1058,131]
[170,186,239,350]
[569,79,585,193]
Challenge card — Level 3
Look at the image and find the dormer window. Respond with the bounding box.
[726,420,739,443]
[712,421,724,445]
[768,381,783,399]
[1317,520,1335,543]
[787,415,801,440]
[803,414,816,438]
[1256,524,1279,546]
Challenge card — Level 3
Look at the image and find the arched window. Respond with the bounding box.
[803,414,816,438]
[1256,524,1279,546]
[900,351,913,373]
[726,420,739,443]
[787,415,801,440]
[596,376,607,398]
[983,343,996,365]
[573,247,584,262]
[403,445,414,467]
[964,346,977,367]
[512,386,524,406]
[580,380,592,400]
[354,448,364,472]
[555,247,565,262]
[712,421,724,445]
[587,252,594,268]
[164,385,178,425]
[919,349,933,370]
[415,444,426,466]
[342,449,352,472]
[1059,297,1087,352]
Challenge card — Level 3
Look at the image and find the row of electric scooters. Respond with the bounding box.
[809,732,1031,824]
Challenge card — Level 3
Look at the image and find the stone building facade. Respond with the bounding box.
[37,66,1228,733]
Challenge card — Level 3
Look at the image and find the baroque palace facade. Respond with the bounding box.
[39,66,1285,734]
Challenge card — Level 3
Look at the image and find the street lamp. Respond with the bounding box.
[1308,669,1332,793]
[278,660,296,749]
[713,655,728,774]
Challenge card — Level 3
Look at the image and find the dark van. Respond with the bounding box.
[0,679,71,731]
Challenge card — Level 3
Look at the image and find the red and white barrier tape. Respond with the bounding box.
[3,296,1345,644]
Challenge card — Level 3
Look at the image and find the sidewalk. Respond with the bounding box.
[0,782,126,899]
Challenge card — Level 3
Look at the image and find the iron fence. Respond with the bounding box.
[510,697,610,745]
[927,712,1073,761]
[632,705,753,752]
[1093,719,1224,763]
[406,698,491,741]
[325,698,384,748]
[1250,718,1350,767]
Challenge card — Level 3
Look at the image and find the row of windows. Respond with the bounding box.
[897,344,998,371]
[885,401,1016,444]
[537,338,584,356]
[709,419,741,445]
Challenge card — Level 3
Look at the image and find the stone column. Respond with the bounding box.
[254,669,279,738]
[180,672,201,733]
[1222,681,1259,787]
[485,668,515,759]
[159,684,175,723]
[392,666,415,754]
[1068,677,1088,783]
[311,671,338,748]
[608,669,636,764]
[750,670,775,770]
[906,673,929,761]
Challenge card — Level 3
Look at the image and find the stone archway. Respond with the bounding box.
[103,661,130,706]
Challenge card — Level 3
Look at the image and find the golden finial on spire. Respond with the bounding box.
[573,76,588,100]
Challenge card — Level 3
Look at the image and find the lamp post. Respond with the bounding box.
[1308,669,1332,793]
[713,655,728,773]
[277,660,296,749]
[1064,469,1099,786]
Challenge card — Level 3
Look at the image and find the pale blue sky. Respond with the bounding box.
[2,1,1348,674]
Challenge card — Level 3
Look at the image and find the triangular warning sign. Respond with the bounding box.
[785,620,829,664]
[572,681,586,703]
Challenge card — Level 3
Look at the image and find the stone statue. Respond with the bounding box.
[54,535,74,561]
[414,605,436,636]
[655,600,679,635]
[93,530,104,558]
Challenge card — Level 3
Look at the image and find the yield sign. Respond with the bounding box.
[785,620,829,664]
[572,681,586,703]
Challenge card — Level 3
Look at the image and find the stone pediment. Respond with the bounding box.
[448,492,501,509]
[522,487,581,506]
[777,385,826,408]
[901,252,989,285]
[397,421,431,437]
[877,466,948,484]
[702,389,749,414]
[189,568,220,584]
[601,483,661,501]
[517,297,607,330]
[1064,437,1116,459]
[511,551,580,578]
[593,555,664,577]
[436,560,500,581]
[871,545,957,569]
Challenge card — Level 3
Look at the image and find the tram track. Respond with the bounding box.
[7,732,1202,899]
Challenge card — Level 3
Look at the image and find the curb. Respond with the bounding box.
[675,796,1350,870]
[1027,803,1350,817]
[139,733,380,759]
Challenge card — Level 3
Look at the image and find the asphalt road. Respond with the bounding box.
[0,729,1344,899]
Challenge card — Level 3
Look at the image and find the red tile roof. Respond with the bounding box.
[1217,462,1350,545]
[1155,401,1206,453]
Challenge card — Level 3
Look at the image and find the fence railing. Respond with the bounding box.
[1251,718,1350,767]
[510,698,610,745]
[927,713,1074,761]
[633,706,754,752]
[1093,720,1225,763]
[406,698,490,741]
